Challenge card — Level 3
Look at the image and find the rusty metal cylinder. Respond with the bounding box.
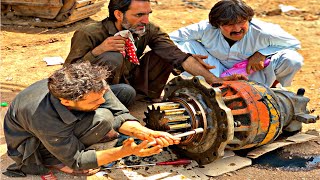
[216,80,283,150]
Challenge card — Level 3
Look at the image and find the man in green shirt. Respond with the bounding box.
[65,0,245,103]
[4,62,180,177]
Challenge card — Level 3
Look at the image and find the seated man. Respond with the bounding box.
[3,62,180,177]
[169,0,303,87]
[64,0,245,103]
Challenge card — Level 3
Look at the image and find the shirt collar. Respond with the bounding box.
[102,18,119,36]
[50,93,78,124]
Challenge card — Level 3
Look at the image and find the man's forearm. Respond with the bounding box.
[91,45,104,57]
[118,121,151,137]
[182,56,221,84]
[96,146,129,166]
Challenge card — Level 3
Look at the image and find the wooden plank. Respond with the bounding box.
[1,0,105,28]
[11,5,61,19]
[1,0,62,7]
[76,0,97,8]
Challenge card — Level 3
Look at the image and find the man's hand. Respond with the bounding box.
[92,36,126,56]
[133,129,180,147]
[246,52,266,74]
[221,74,248,81]
[119,121,180,147]
[208,74,247,85]
[121,138,163,157]
[191,54,216,70]
[137,130,180,147]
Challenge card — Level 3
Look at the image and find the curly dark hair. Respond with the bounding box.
[48,62,110,101]
[209,0,254,28]
[108,0,150,21]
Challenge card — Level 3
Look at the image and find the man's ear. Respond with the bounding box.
[60,98,74,107]
[114,10,123,21]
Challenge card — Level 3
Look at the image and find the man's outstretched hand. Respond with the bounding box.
[221,74,248,81]
[121,138,163,157]
[246,52,266,74]
[191,54,216,70]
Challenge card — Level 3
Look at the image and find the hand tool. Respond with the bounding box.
[100,159,192,170]
[147,127,204,146]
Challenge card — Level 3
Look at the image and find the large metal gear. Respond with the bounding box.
[143,75,319,165]
[144,76,234,164]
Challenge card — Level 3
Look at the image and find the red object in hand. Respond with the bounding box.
[125,38,139,65]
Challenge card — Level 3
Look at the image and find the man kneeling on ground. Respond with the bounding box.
[3,62,180,177]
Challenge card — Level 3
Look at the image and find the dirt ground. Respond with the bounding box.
[1,0,320,179]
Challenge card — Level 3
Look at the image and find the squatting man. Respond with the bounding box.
[170,0,303,87]
[3,62,180,176]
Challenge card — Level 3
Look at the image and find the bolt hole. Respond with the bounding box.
[209,90,215,96]
[193,78,198,84]
[221,134,226,140]
[212,152,216,157]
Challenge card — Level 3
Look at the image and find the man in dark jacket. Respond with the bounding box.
[3,62,180,177]
[64,0,245,102]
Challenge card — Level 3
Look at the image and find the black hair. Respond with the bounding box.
[209,0,254,28]
[48,62,110,101]
[108,0,150,21]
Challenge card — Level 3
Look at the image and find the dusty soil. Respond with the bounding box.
[1,0,320,179]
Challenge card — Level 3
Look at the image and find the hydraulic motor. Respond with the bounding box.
[144,76,319,165]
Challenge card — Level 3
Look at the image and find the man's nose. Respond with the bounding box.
[233,23,243,32]
[141,15,149,24]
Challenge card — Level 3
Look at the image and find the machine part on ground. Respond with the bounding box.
[143,76,319,165]
[101,159,192,170]
[1,0,107,28]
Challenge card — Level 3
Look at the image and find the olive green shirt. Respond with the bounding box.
[65,18,189,68]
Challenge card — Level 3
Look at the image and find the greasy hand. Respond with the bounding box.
[93,36,126,56]
[191,54,216,70]
[246,52,266,74]
[122,138,162,157]
[134,130,180,147]
[210,74,248,85]
[221,74,248,81]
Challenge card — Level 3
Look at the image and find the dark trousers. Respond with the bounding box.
[92,51,173,99]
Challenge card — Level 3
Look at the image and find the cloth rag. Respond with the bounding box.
[114,30,139,65]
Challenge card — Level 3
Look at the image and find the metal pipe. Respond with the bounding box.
[147,128,204,146]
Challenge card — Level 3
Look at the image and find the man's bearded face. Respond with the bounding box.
[122,15,146,36]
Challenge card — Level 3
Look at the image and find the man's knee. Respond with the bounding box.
[283,51,304,70]
[110,84,136,106]
[93,51,124,69]
[93,52,125,84]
